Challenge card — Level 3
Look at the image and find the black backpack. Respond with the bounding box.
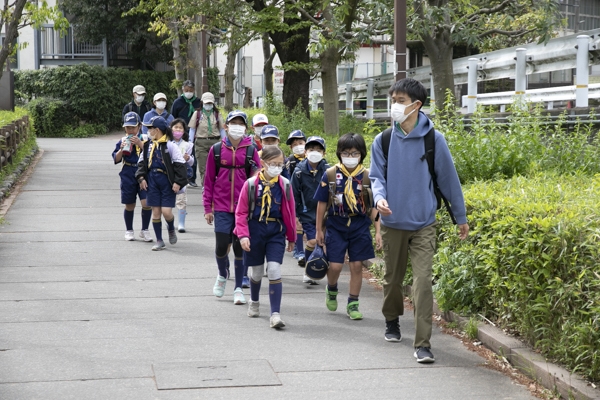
[213,141,256,179]
[381,127,457,224]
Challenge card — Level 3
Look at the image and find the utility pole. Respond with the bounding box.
[394,0,407,80]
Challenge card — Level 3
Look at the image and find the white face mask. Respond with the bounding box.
[155,101,167,110]
[135,95,144,103]
[184,92,194,99]
[254,126,263,136]
[292,145,305,155]
[342,157,360,168]
[228,125,246,140]
[307,151,323,163]
[203,103,213,111]
[267,165,283,177]
[391,102,417,124]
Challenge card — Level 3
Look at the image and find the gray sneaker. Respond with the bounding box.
[168,230,177,245]
[248,301,260,317]
[151,240,166,251]
[414,347,435,363]
[270,313,285,329]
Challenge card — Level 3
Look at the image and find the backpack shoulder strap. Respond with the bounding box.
[325,166,338,212]
[280,176,291,200]
[213,141,222,176]
[245,144,256,178]
[361,168,373,216]
[247,177,257,220]
[381,127,393,179]
[214,109,221,130]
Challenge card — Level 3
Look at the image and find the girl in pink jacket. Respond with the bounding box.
[203,110,261,305]
[234,145,296,329]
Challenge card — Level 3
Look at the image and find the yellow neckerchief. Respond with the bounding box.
[293,153,305,161]
[258,170,279,222]
[336,163,365,214]
[148,134,168,167]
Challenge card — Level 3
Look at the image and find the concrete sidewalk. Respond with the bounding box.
[0,135,536,399]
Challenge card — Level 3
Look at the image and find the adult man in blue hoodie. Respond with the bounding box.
[369,78,469,364]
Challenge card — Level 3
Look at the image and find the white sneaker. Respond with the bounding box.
[139,230,153,242]
[124,230,135,241]
[270,313,285,329]
[233,288,247,305]
[248,301,260,317]
[303,274,319,285]
[213,276,227,298]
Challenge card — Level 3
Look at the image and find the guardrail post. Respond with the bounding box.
[576,35,590,108]
[429,73,435,104]
[346,82,353,116]
[467,58,478,113]
[515,48,527,108]
[312,89,319,111]
[366,79,374,119]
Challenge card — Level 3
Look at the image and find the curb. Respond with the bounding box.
[436,305,600,400]
[0,146,40,217]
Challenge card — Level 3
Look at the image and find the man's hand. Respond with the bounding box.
[458,223,469,240]
[139,179,147,190]
[204,212,214,225]
[240,237,251,252]
[376,199,392,216]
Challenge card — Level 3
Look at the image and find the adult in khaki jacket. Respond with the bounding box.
[188,92,225,187]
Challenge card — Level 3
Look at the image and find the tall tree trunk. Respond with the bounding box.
[0,0,27,81]
[224,40,237,111]
[192,16,203,94]
[269,25,311,116]
[320,45,341,135]
[262,33,274,97]
[169,22,186,93]
[420,28,454,110]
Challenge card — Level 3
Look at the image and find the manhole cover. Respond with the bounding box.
[153,359,281,390]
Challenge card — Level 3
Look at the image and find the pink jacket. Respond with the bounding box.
[203,136,261,214]
[234,175,297,243]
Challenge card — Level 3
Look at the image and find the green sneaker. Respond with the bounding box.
[346,301,363,320]
[325,287,338,311]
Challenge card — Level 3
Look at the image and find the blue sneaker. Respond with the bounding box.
[242,276,250,288]
[292,249,300,259]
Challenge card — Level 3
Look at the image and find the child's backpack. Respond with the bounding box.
[247,176,292,221]
[325,166,374,216]
[380,127,457,224]
[213,142,256,178]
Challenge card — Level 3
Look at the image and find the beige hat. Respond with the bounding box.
[201,92,215,103]
[153,92,167,102]
[133,85,146,94]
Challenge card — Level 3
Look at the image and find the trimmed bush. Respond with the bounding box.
[16,64,176,132]
[27,98,75,137]
[434,173,600,382]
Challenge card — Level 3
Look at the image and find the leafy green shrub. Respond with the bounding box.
[434,173,600,382]
[66,124,107,138]
[27,98,75,137]
[15,64,176,131]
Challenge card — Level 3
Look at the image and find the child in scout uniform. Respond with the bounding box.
[203,110,261,305]
[285,130,307,261]
[234,146,296,329]
[251,114,269,151]
[135,116,188,251]
[290,136,330,285]
[170,118,195,233]
[314,133,382,320]
[112,112,153,242]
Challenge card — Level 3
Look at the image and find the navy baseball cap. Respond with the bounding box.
[226,110,248,125]
[286,129,306,145]
[305,135,326,151]
[142,115,169,132]
[123,112,140,127]
[260,124,279,139]
[304,245,329,280]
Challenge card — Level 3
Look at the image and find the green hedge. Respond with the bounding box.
[434,173,600,382]
[16,64,176,132]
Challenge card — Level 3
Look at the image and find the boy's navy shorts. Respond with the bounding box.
[244,219,287,266]
[120,166,147,204]
[301,222,316,241]
[325,215,374,264]
[214,211,235,235]
[146,170,175,207]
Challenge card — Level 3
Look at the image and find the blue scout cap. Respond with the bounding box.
[306,136,326,151]
[260,125,279,139]
[286,129,306,145]
[305,245,329,280]
[142,115,169,132]
[226,110,248,125]
[123,112,140,127]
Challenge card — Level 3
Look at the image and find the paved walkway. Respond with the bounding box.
[0,135,536,399]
